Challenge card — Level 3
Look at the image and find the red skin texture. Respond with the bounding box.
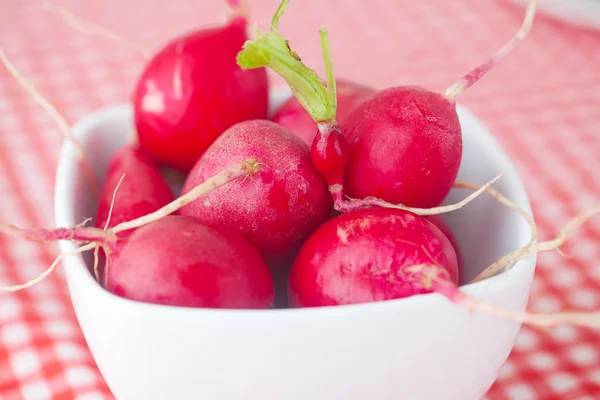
[271,79,375,146]
[425,215,462,267]
[180,119,332,265]
[94,144,175,236]
[133,17,269,172]
[105,215,274,309]
[288,208,458,307]
[342,86,463,208]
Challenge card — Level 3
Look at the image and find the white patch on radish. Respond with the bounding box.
[141,81,165,114]
[336,226,349,244]
[203,198,211,207]
[298,182,307,194]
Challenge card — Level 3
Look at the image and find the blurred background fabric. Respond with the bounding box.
[1,0,600,398]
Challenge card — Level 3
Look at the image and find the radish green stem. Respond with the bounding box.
[236,0,336,123]
[319,27,337,114]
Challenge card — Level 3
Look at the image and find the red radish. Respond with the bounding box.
[94,144,175,236]
[180,119,332,264]
[237,0,537,211]
[341,87,461,208]
[288,208,459,307]
[133,0,269,172]
[105,215,274,308]
[272,79,375,146]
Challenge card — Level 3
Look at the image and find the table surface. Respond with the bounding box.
[1,0,600,399]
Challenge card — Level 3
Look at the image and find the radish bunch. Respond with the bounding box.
[6,0,600,329]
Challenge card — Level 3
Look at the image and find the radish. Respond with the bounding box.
[133,0,269,172]
[1,158,274,308]
[288,208,459,307]
[105,215,273,308]
[271,79,375,146]
[94,144,175,235]
[237,0,537,210]
[180,119,332,265]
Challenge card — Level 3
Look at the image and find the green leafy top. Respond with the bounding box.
[236,0,337,123]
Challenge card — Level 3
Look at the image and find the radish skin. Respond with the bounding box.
[342,86,462,207]
[289,208,458,307]
[133,8,269,172]
[105,215,274,308]
[180,119,332,264]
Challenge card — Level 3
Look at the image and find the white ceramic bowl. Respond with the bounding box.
[54,87,536,400]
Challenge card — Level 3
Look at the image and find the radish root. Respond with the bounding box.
[474,202,600,282]
[0,46,100,197]
[43,0,151,60]
[0,242,97,292]
[94,173,126,283]
[103,173,126,231]
[407,258,600,329]
[93,245,101,283]
[452,180,537,282]
[340,173,503,215]
[444,0,537,100]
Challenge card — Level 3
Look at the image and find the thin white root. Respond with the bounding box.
[43,1,151,60]
[407,263,600,329]
[474,202,600,283]
[0,242,97,292]
[355,173,503,215]
[93,245,101,283]
[455,180,537,283]
[444,0,537,100]
[103,174,126,231]
[0,46,100,197]
[457,293,600,328]
[110,158,261,234]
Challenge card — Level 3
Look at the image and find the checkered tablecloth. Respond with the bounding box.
[1,0,599,398]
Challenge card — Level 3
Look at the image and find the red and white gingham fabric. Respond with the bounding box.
[1,0,599,398]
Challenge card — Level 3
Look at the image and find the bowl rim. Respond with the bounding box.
[53,86,537,318]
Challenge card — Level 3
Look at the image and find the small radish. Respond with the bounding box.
[237,0,537,210]
[288,208,458,307]
[94,144,175,235]
[271,79,375,146]
[133,0,269,172]
[105,215,274,308]
[1,158,273,309]
[180,119,332,265]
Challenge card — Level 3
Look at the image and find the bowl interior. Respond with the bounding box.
[54,86,533,298]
